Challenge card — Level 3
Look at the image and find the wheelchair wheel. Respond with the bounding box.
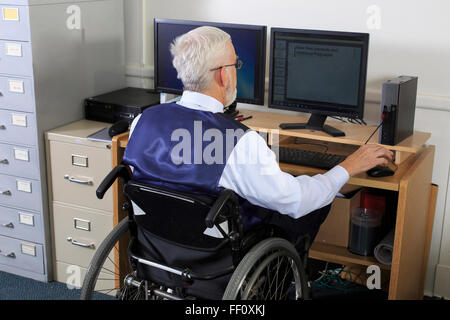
[80,217,145,300]
[222,237,309,300]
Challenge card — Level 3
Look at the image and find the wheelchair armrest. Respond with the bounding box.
[96,164,131,199]
[205,189,237,228]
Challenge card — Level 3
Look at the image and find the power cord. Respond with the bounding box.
[329,116,367,126]
[365,120,383,144]
[348,117,367,125]
[312,266,359,292]
[329,116,348,123]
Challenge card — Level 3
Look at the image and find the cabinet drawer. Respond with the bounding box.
[0,234,44,274]
[0,205,41,243]
[0,40,33,77]
[0,75,35,112]
[0,109,36,146]
[0,174,41,211]
[49,141,112,212]
[0,142,39,179]
[52,202,113,269]
[0,5,30,41]
[55,260,115,293]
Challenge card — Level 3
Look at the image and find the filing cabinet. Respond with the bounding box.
[0,0,125,282]
[46,120,114,289]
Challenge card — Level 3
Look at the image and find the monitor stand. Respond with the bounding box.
[280,113,345,137]
[224,100,239,118]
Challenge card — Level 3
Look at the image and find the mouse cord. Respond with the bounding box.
[364,120,398,171]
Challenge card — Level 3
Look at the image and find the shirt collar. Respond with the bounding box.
[176,90,224,113]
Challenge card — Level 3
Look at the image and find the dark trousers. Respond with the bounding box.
[256,204,332,253]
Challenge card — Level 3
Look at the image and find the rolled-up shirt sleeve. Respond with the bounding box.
[218,131,349,219]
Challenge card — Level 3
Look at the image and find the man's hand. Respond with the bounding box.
[339,144,394,177]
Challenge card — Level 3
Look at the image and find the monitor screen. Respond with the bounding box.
[269,28,369,119]
[154,19,267,105]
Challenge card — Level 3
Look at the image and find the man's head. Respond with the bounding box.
[170,26,238,107]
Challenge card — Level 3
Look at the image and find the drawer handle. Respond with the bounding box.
[1,190,11,196]
[0,159,9,165]
[1,222,14,229]
[66,237,95,249]
[64,175,93,186]
[0,250,16,259]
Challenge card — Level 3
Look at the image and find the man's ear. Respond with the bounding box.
[219,67,229,89]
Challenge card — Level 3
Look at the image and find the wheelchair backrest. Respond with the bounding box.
[123,180,231,251]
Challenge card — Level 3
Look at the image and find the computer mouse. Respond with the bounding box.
[108,119,130,137]
[367,165,395,178]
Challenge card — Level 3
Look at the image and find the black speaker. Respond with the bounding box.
[378,76,418,145]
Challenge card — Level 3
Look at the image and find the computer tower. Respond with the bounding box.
[378,76,418,145]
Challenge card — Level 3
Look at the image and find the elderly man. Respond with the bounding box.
[123,26,392,250]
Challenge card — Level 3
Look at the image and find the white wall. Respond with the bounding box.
[124,0,450,298]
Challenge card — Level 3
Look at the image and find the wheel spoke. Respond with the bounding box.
[107,254,120,271]
[274,259,291,299]
[99,266,120,277]
[268,257,282,299]
[94,288,117,293]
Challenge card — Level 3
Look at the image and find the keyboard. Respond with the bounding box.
[277,147,347,170]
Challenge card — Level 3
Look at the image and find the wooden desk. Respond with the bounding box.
[111,109,437,300]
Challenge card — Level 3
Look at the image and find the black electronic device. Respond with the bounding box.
[154,19,267,108]
[367,165,395,178]
[268,28,369,137]
[378,76,418,145]
[277,147,347,170]
[85,87,161,124]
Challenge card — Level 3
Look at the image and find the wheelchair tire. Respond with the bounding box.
[80,217,140,300]
[222,237,309,300]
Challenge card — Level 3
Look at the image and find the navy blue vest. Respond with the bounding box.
[122,103,262,229]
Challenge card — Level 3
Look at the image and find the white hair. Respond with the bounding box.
[170,26,231,92]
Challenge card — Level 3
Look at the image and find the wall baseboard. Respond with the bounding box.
[366,88,450,112]
[434,264,450,299]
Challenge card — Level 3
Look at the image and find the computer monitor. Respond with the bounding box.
[154,19,267,107]
[268,28,369,137]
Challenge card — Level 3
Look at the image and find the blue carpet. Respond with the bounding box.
[0,271,113,300]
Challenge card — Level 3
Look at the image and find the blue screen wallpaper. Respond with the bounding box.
[157,22,258,100]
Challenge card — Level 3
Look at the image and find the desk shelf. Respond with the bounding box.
[279,145,420,192]
[242,110,430,154]
[309,242,391,271]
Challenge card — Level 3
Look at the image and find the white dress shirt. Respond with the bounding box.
[130,90,350,220]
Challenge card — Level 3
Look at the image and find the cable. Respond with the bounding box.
[314,262,329,282]
[312,267,359,292]
[348,117,367,125]
[364,121,383,144]
[330,116,347,123]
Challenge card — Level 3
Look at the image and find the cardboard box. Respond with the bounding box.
[315,187,362,247]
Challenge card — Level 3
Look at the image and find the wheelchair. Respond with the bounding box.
[80,164,311,300]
